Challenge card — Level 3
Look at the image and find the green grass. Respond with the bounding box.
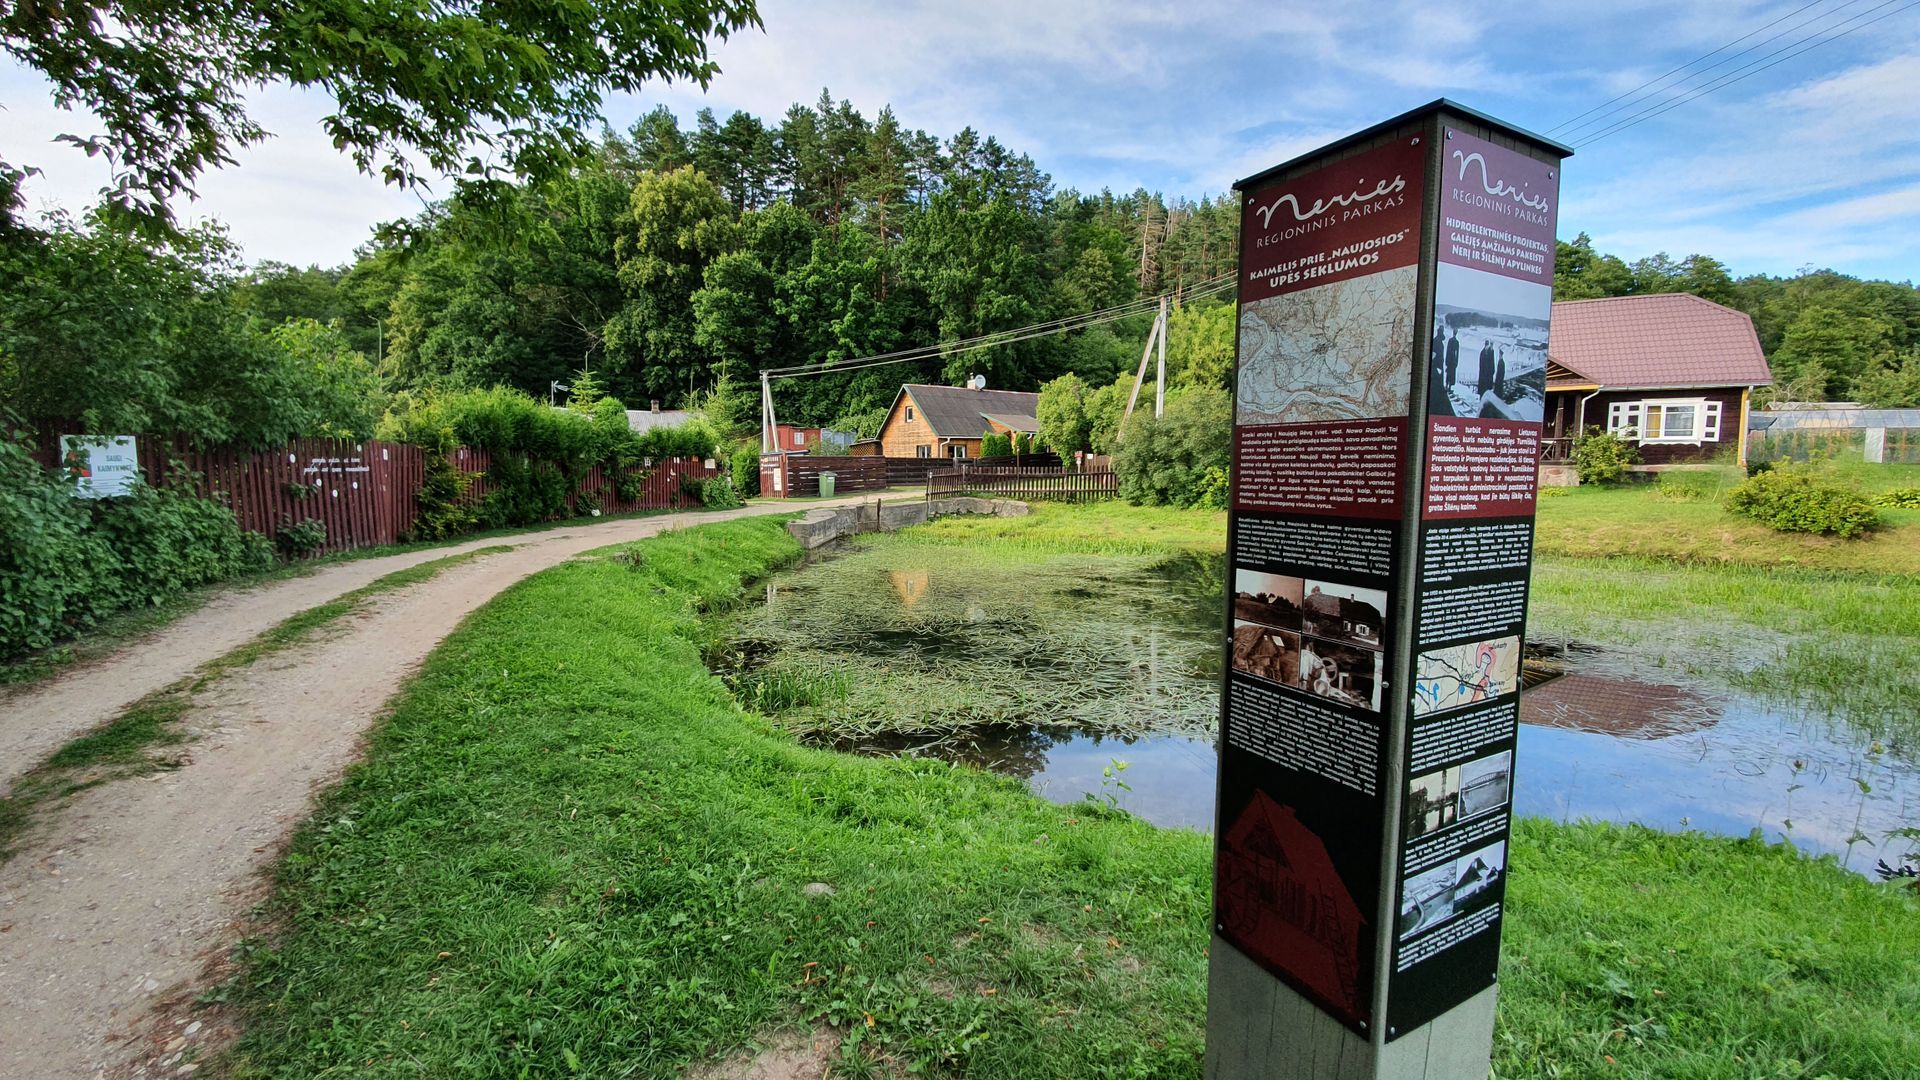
[1500,819,1919,1077]
[0,546,514,861]
[217,511,1920,1078]
[907,500,1228,556]
[1537,464,1920,574]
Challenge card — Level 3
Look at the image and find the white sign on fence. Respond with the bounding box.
[60,435,139,498]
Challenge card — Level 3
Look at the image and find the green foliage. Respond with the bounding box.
[1875,487,1920,509]
[604,167,739,404]
[729,441,761,497]
[408,454,477,541]
[0,212,384,446]
[1726,468,1882,538]
[981,431,1013,458]
[1165,299,1235,391]
[1854,348,1920,408]
[1,0,761,233]
[1569,428,1641,485]
[1,435,271,659]
[683,473,743,509]
[1111,386,1232,508]
[829,407,888,441]
[1035,372,1093,455]
[1193,465,1230,511]
[378,386,714,532]
[274,518,328,558]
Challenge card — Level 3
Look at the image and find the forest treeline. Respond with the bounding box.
[7,91,1920,455]
[217,93,1241,433]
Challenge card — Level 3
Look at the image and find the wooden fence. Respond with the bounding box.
[35,435,720,555]
[783,455,891,496]
[925,466,1119,502]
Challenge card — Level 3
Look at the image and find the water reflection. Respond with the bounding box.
[821,670,1917,875]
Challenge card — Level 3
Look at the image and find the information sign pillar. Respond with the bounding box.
[1207,101,1570,1079]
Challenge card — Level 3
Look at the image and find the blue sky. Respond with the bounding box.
[5,0,1918,281]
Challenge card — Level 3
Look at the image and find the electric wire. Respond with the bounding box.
[1572,0,1918,147]
[1550,0,1862,140]
[761,273,1232,381]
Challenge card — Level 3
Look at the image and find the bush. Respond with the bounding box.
[1875,487,1920,509]
[1193,465,1230,511]
[378,387,722,535]
[1569,428,1640,484]
[730,441,761,498]
[1111,386,1232,508]
[408,453,476,541]
[981,431,1013,458]
[1724,468,1881,537]
[681,473,743,510]
[2,434,273,658]
[274,517,328,558]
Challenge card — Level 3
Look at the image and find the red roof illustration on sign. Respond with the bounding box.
[1217,791,1366,1022]
[1548,293,1773,391]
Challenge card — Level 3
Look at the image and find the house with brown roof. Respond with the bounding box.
[876,383,1041,461]
[1544,293,1773,466]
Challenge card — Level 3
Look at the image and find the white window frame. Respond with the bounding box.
[1606,397,1722,445]
[915,444,931,459]
[792,431,805,447]
[905,405,915,421]
[950,444,968,461]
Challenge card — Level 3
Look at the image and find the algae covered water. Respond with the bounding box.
[718,535,1223,737]
[722,534,1918,874]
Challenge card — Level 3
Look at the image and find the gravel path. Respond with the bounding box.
[0,499,869,1078]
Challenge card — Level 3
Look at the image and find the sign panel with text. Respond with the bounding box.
[1216,134,1425,1036]
[1214,108,1567,1055]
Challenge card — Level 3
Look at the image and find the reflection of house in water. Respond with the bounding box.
[1217,792,1365,1021]
[889,569,929,609]
[1521,671,1718,739]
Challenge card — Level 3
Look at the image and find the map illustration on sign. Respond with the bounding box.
[1412,635,1520,716]
[1236,265,1418,425]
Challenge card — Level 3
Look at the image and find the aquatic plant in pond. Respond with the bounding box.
[718,535,1223,739]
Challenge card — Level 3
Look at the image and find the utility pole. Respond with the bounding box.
[1122,298,1167,435]
[1155,294,1169,419]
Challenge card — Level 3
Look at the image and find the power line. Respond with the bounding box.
[1573,0,1918,147]
[1548,0,1853,139]
[760,274,1233,381]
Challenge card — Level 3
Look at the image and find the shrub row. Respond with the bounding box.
[376,387,727,536]
[2,435,272,659]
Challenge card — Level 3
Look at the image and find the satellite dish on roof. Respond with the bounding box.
[969,373,987,390]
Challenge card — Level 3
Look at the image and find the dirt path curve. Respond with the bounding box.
[0,497,877,1079]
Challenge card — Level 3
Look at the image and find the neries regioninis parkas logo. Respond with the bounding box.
[1449,147,1550,224]
[1249,174,1408,250]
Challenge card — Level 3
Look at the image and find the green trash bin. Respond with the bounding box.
[818,471,836,498]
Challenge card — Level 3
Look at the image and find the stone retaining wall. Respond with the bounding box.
[785,497,1029,549]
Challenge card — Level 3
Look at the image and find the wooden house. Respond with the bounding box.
[1544,294,1773,467]
[876,384,1042,461]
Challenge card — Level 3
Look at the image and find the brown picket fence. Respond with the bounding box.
[925,466,1118,502]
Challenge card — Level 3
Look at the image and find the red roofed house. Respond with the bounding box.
[1544,293,1773,468]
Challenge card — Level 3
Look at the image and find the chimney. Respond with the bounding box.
[650,399,660,413]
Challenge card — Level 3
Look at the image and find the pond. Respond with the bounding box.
[720,538,1918,876]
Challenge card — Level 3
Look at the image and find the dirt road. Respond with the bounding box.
[0,498,873,1078]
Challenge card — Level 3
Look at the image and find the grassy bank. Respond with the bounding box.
[220,509,1919,1077]
[1535,462,1920,574]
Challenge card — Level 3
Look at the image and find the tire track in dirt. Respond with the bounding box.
[0,498,874,1078]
